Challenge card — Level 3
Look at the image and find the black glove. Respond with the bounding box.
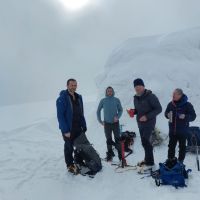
[82,127,87,133]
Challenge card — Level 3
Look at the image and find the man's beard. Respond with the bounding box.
[68,88,76,93]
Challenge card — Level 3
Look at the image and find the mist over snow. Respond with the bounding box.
[1,0,200,105]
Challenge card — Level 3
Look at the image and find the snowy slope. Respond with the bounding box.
[96,27,200,128]
[1,27,200,200]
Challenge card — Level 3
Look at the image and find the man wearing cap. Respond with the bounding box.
[128,78,162,172]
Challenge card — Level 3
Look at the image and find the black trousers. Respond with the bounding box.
[168,134,187,162]
[63,136,74,167]
[139,126,155,166]
[62,128,83,167]
[104,122,121,158]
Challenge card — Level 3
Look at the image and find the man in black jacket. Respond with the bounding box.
[165,88,196,163]
[130,78,162,172]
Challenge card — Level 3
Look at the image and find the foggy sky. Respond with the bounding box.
[1,0,200,106]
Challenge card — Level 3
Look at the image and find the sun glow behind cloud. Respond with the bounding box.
[58,0,91,11]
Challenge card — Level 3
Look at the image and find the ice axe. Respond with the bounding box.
[196,144,200,171]
[191,133,200,171]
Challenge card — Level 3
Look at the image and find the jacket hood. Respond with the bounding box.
[173,94,188,107]
[59,90,67,97]
[105,87,115,97]
[135,89,152,98]
[143,89,152,96]
[59,90,79,99]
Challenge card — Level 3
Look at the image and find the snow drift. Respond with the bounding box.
[96,27,200,121]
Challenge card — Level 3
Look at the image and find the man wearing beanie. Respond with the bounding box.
[129,78,162,173]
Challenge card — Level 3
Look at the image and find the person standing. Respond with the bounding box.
[128,78,162,172]
[97,86,123,161]
[56,79,87,174]
[165,88,196,164]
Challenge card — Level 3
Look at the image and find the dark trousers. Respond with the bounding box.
[63,136,74,167]
[104,122,121,158]
[168,134,187,162]
[139,126,154,166]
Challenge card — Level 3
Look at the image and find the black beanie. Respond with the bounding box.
[133,78,145,87]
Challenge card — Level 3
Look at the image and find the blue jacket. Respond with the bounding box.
[56,90,87,134]
[97,88,123,124]
[165,94,196,136]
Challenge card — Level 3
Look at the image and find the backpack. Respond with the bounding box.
[120,131,136,152]
[73,133,102,174]
[187,126,200,153]
[152,159,192,189]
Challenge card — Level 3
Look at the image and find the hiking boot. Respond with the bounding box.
[106,152,114,162]
[67,164,79,175]
[165,157,177,169]
[110,151,115,157]
[138,164,155,174]
[137,160,146,167]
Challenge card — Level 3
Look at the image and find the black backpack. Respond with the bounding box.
[120,131,136,152]
[73,133,102,174]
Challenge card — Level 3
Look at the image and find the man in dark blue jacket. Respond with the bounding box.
[165,88,196,163]
[56,79,87,173]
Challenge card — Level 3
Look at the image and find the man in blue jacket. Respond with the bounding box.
[165,88,196,163]
[56,79,87,174]
[97,86,123,161]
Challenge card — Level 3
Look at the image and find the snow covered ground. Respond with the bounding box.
[1,27,200,200]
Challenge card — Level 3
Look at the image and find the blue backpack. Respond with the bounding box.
[152,161,192,189]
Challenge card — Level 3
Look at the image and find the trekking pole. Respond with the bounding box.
[196,145,200,171]
[195,136,200,171]
[192,134,200,171]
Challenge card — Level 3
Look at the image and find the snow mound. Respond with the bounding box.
[96,27,200,120]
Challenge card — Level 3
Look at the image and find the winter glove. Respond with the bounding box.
[179,114,186,119]
[82,127,87,133]
[114,116,119,123]
[167,113,171,119]
[64,132,71,138]
[139,115,148,122]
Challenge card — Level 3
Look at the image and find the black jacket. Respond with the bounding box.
[134,90,162,128]
[165,94,196,136]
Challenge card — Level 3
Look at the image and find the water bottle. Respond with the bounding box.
[169,111,173,123]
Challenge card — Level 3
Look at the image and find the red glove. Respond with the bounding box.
[127,109,135,118]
